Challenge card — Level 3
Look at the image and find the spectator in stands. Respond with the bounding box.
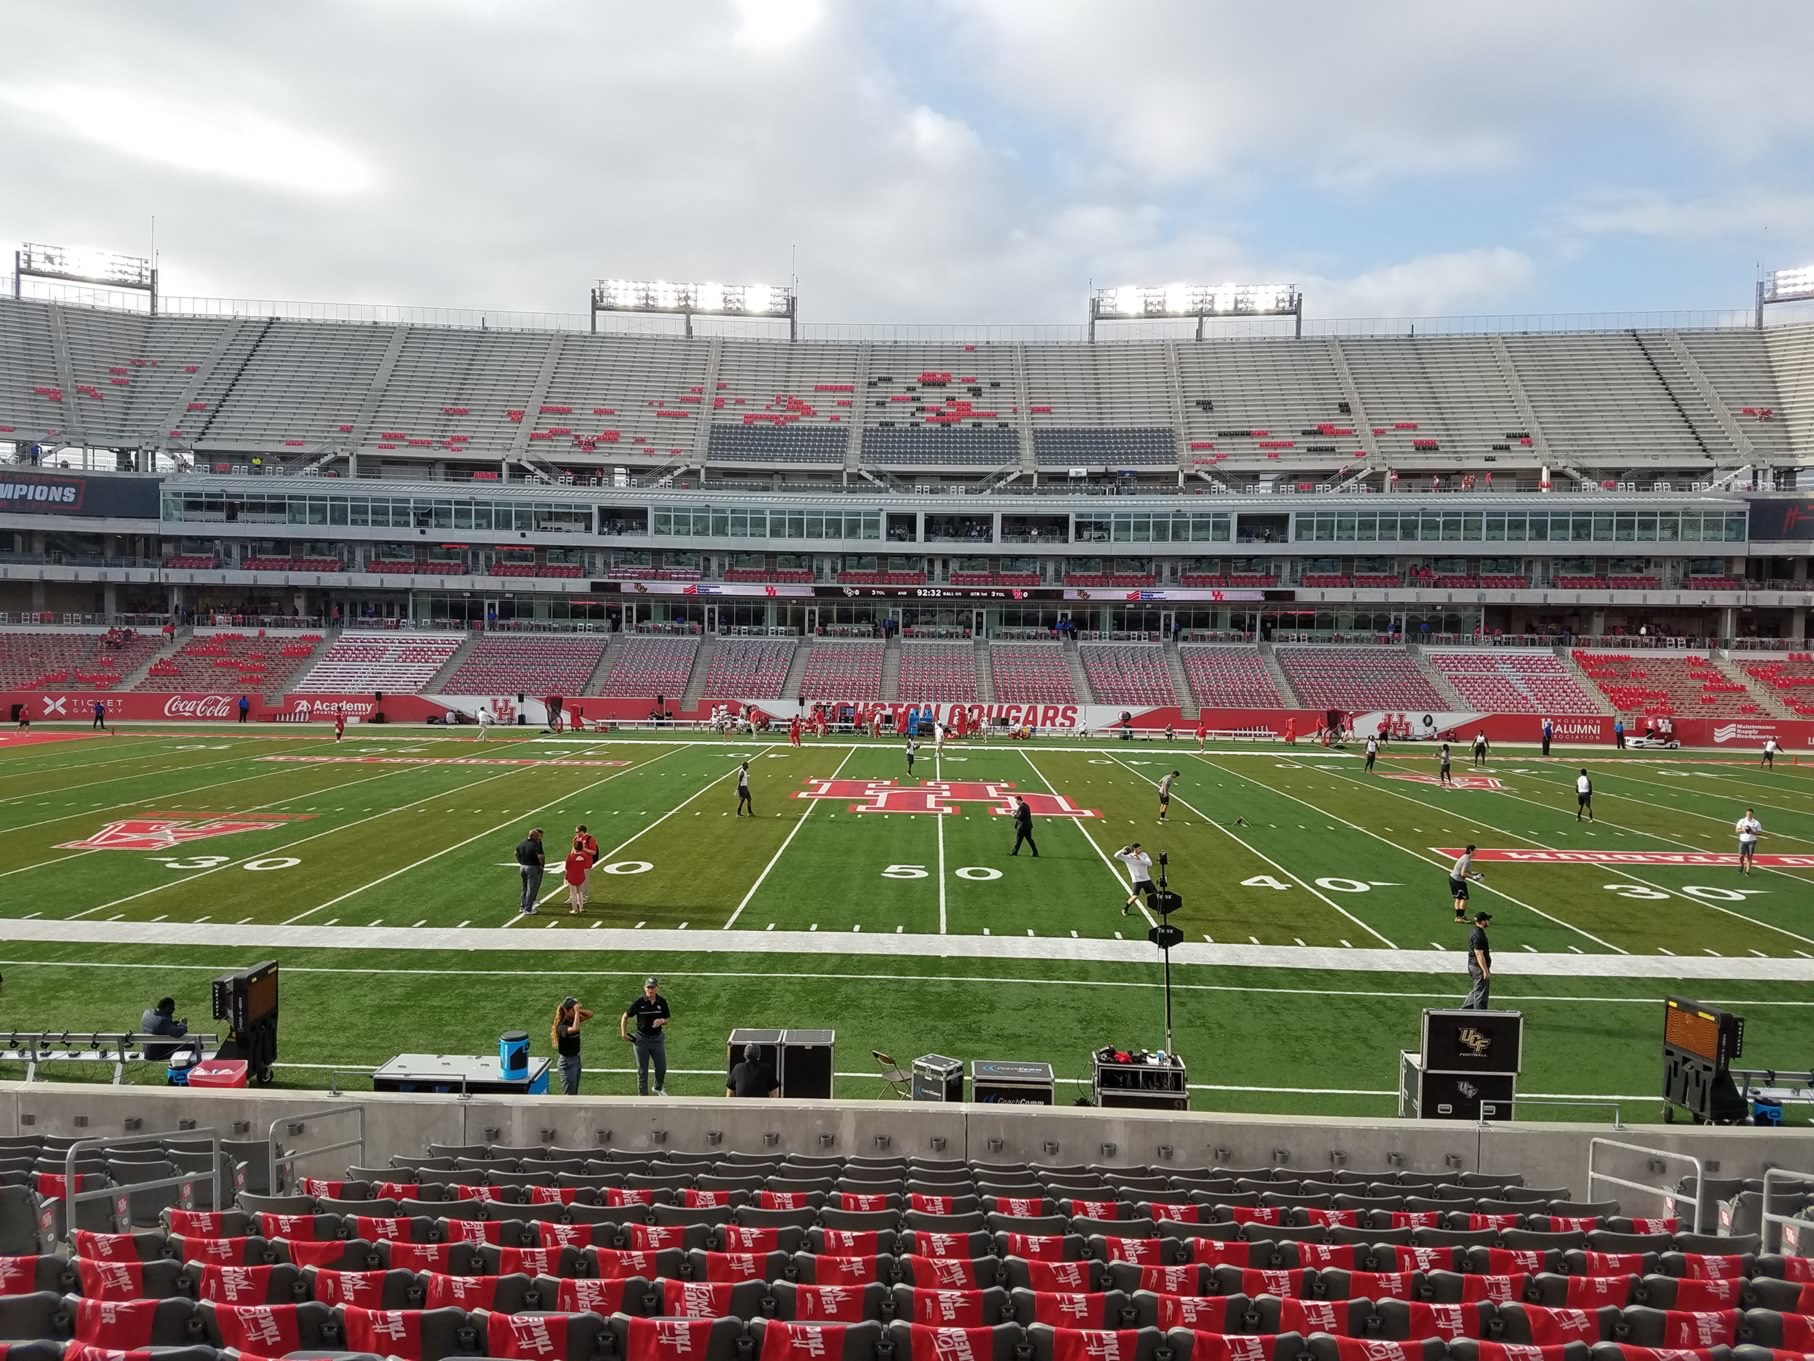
[237,695,250,723]
[139,997,189,1062]
[515,828,545,917]
[726,1043,779,1099]
[551,997,593,1095]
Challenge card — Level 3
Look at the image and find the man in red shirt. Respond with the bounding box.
[575,823,599,867]
[563,836,590,915]
[333,710,346,743]
[789,715,802,747]
[1195,720,1207,751]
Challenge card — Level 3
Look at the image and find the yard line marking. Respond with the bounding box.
[277,752,680,927]
[412,919,427,928]
[1340,939,1353,948]
[1658,947,1675,956]
[723,747,858,930]
[1253,757,1625,954]
[1130,757,1399,947]
[456,920,469,929]
[150,914,165,922]
[1522,944,1538,953]
[1424,765,1814,949]
[61,765,437,922]
[1750,949,1768,958]
[934,748,949,934]
[1020,750,1156,927]
[529,753,744,916]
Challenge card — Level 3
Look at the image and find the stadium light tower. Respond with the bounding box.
[1757,265,1814,328]
[14,242,157,312]
[1089,281,1302,341]
[590,278,797,340]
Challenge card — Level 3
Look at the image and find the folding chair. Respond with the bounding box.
[873,1051,911,1099]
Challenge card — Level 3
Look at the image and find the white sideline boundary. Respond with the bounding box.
[1,915,1810,980]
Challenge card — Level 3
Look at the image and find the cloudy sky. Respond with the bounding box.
[2,0,1811,329]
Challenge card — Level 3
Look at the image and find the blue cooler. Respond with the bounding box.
[499,1030,530,1082]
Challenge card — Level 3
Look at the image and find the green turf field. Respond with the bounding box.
[1,724,1809,1121]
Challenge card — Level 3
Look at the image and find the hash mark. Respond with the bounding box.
[1340,939,1352,948]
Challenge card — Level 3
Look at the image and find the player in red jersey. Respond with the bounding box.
[333,710,346,742]
[789,715,802,747]
[1195,720,1207,750]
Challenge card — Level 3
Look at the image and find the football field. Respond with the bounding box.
[1,724,1811,1121]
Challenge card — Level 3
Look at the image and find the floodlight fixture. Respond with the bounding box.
[591,277,797,338]
[1089,281,1301,339]
[15,242,157,310]
[1760,265,1814,310]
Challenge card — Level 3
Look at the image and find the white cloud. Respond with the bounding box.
[1,84,377,197]
[1564,189,1814,240]
[1307,248,1539,319]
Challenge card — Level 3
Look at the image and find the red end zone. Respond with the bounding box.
[0,732,101,748]
[1435,847,1814,868]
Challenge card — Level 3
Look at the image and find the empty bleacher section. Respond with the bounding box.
[896,643,977,702]
[0,629,164,690]
[1338,336,1530,467]
[1176,338,1354,471]
[990,643,1076,704]
[1180,646,1286,709]
[537,331,712,462]
[6,293,1814,483]
[361,327,552,458]
[1502,332,1740,471]
[863,345,1019,467]
[1573,651,1771,718]
[1425,650,1599,714]
[1024,342,1177,468]
[706,341,860,464]
[292,633,462,694]
[136,632,322,695]
[799,640,884,700]
[599,636,698,698]
[1275,647,1446,712]
[698,638,797,699]
[190,321,393,454]
[1738,652,1814,716]
[440,635,608,697]
[1079,644,1177,707]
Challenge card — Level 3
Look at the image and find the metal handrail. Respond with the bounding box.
[268,1105,365,1193]
[1491,1099,1623,1129]
[1761,1167,1814,1255]
[61,1128,222,1247]
[1588,1137,1705,1236]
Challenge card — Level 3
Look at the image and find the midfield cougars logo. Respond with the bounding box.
[57,812,313,851]
[794,778,1099,817]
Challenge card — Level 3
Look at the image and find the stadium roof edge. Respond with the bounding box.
[5,274,1806,342]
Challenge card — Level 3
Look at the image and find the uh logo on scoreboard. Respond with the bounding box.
[795,778,1100,817]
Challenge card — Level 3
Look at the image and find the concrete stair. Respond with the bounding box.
[1162,638,1197,718]
[680,633,717,709]
[118,631,189,691]
[881,635,901,702]
[1063,636,1094,704]
[1256,640,1302,708]
[975,636,996,703]
[582,635,623,695]
[1555,645,1617,715]
[780,638,813,703]
[1409,646,1468,709]
[423,631,483,693]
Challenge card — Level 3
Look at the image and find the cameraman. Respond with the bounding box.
[140,997,189,1063]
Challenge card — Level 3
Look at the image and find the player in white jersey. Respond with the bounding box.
[1762,738,1778,769]
[477,706,495,741]
[1449,844,1484,923]
[1575,769,1593,821]
[1736,808,1762,875]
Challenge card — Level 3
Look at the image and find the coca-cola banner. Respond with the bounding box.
[1,691,435,723]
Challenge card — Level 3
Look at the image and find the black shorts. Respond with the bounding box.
[1578,793,1591,805]
[1449,877,1469,900]
[1440,764,1452,776]
[1131,879,1157,898]
[1158,794,1170,806]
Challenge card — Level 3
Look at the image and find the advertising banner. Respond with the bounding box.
[0,473,161,519]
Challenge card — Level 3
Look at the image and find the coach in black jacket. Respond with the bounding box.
[1010,797,1038,857]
